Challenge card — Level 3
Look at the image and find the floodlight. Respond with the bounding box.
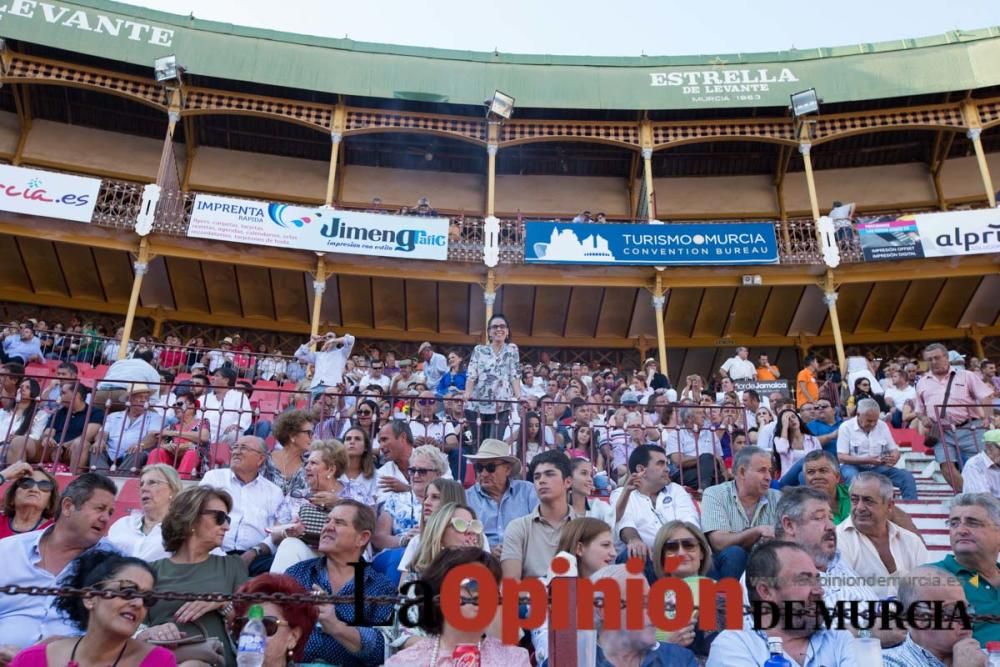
[154,55,182,83]
[486,90,515,120]
[790,88,819,119]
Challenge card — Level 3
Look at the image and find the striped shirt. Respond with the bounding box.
[883,635,946,667]
[700,480,782,535]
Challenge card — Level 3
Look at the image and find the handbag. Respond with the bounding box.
[923,371,955,448]
[298,503,329,549]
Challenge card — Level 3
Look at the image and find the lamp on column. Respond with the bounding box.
[485,90,515,121]
[790,88,820,119]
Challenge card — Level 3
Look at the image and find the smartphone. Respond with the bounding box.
[147,634,205,646]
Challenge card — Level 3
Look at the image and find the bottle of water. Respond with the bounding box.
[764,637,792,667]
[236,604,267,667]
[987,641,1000,667]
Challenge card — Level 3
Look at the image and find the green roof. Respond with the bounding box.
[4,0,1000,109]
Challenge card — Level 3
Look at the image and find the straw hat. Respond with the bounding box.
[465,439,521,476]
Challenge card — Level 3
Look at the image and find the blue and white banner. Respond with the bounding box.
[524,221,779,265]
[0,164,100,223]
[188,194,449,261]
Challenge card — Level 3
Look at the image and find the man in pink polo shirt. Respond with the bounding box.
[915,343,994,492]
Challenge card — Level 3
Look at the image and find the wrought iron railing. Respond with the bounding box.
[83,180,873,266]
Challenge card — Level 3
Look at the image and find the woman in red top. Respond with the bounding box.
[0,462,57,540]
[156,335,187,374]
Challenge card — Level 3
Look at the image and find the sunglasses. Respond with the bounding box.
[474,462,504,474]
[357,409,373,416]
[230,616,289,641]
[663,538,700,553]
[417,399,435,406]
[173,402,190,409]
[408,467,436,477]
[200,509,231,526]
[17,478,54,492]
[96,580,156,608]
[449,517,484,535]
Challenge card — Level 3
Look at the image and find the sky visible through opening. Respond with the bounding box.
[128,0,1000,58]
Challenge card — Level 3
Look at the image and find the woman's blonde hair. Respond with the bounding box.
[413,502,481,574]
[651,520,711,578]
[139,463,183,497]
[410,445,449,475]
[311,439,348,478]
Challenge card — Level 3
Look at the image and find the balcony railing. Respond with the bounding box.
[83,179,873,266]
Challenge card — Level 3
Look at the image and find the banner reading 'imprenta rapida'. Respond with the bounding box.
[187,194,449,261]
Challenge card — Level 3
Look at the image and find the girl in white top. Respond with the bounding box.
[107,464,183,561]
[772,408,822,475]
[0,378,48,444]
[568,458,615,527]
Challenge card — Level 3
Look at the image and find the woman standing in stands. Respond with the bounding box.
[0,463,57,539]
[0,378,46,447]
[11,551,174,667]
[465,313,521,445]
[146,395,209,478]
[339,425,378,505]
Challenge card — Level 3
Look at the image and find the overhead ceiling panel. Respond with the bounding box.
[958,275,1000,328]
[337,275,373,328]
[0,235,32,292]
[595,288,637,338]
[889,279,944,331]
[922,277,984,330]
[371,277,405,330]
[235,266,276,320]
[53,243,103,301]
[438,282,470,335]
[787,285,827,337]
[725,287,771,337]
[201,263,242,316]
[532,286,572,337]
[405,279,438,332]
[319,275,341,327]
[853,281,909,333]
[163,257,209,313]
[664,288,702,338]
[820,283,871,335]
[468,283,485,337]
[499,285,535,336]
[628,290,656,339]
[756,285,805,337]
[692,287,737,339]
[271,269,309,324]
[564,287,604,338]
[17,237,67,296]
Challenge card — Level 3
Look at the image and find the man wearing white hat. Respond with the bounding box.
[465,438,538,557]
[962,430,1000,500]
[92,383,163,471]
[206,336,235,373]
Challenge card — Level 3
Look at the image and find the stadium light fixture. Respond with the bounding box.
[485,90,515,120]
[790,88,819,119]
[154,55,183,83]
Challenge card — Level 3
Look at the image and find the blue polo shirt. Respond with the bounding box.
[48,405,104,444]
[465,479,539,545]
[807,419,842,455]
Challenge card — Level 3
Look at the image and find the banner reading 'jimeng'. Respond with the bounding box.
[524,221,779,266]
[188,194,449,261]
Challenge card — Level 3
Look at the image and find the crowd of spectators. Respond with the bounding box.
[0,309,998,665]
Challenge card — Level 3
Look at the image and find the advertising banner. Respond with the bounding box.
[856,217,924,261]
[524,221,779,266]
[856,208,1000,261]
[188,195,450,261]
[0,165,100,223]
[734,379,791,399]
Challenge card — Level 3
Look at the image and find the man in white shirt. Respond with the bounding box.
[962,429,1000,499]
[206,337,235,373]
[417,342,448,391]
[202,366,252,447]
[836,472,929,599]
[613,444,699,562]
[836,398,917,500]
[92,384,163,472]
[359,359,391,393]
[409,390,458,452]
[200,435,283,576]
[295,331,354,397]
[719,346,756,382]
[94,349,161,411]
[662,406,726,490]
